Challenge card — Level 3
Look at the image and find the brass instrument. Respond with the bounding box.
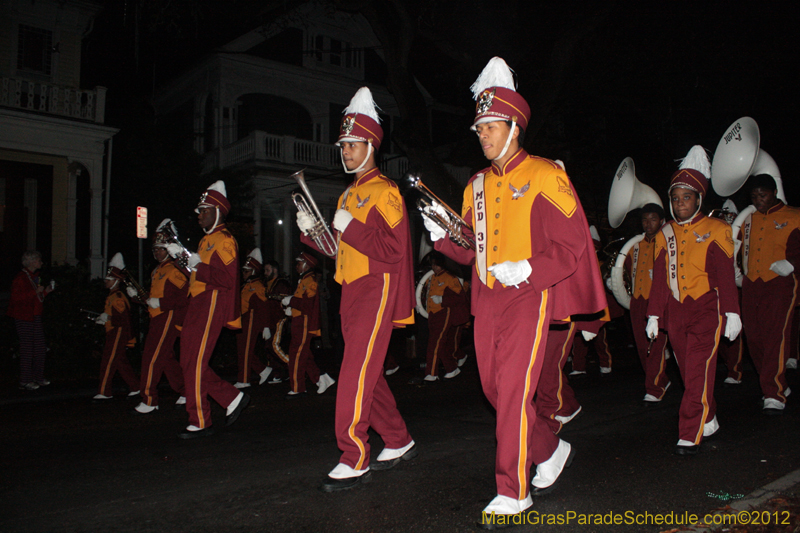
[266,293,292,302]
[79,308,101,323]
[407,173,475,250]
[291,169,338,257]
[122,271,149,305]
[158,222,193,276]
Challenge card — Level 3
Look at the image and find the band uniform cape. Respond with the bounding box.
[438,150,607,321]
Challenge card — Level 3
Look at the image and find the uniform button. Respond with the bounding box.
[497,181,502,187]
[681,275,685,279]
[492,262,497,266]
[683,287,687,291]
[493,246,498,251]
[681,240,686,245]
[495,213,500,218]
[494,229,499,235]
[681,251,684,255]
[496,197,501,203]
[684,229,688,233]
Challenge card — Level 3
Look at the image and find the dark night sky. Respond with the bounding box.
[83,0,799,234]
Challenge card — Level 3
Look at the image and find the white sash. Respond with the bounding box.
[661,224,681,301]
[472,174,488,285]
[631,242,640,292]
[742,216,752,276]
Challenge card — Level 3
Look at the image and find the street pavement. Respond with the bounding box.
[1,344,798,532]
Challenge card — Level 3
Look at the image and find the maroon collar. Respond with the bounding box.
[491,149,528,176]
[759,201,785,216]
[354,167,382,186]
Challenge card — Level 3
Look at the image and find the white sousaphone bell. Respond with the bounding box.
[711,116,785,241]
[607,157,663,309]
[711,116,784,286]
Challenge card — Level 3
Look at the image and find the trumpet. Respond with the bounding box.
[158,222,193,276]
[266,293,292,302]
[79,308,101,323]
[291,169,338,257]
[407,173,475,250]
[122,271,149,305]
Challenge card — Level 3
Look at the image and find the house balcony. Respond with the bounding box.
[201,130,471,183]
[0,76,107,123]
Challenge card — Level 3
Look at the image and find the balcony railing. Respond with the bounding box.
[0,76,106,123]
[203,129,472,184]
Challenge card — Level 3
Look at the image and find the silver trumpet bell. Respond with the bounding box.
[158,224,193,276]
[407,173,475,251]
[291,169,338,257]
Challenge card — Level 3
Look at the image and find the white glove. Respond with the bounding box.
[646,316,659,340]
[422,203,447,242]
[430,295,443,305]
[95,312,109,325]
[126,286,137,298]
[488,259,532,288]
[281,296,292,307]
[166,243,183,259]
[262,327,271,341]
[333,209,354,233]
[648,269,653,280]
[284,306,293,316]
[581,330,597,342]
[49,280,56,291]
[296,211,315,235]
[725,312,742,341]
[770,260,795,277]
[187,253,201,269]
[147,297,160,309]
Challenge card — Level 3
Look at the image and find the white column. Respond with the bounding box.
[66,166,78,265]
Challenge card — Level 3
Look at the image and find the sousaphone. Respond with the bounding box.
[607,157,663,308]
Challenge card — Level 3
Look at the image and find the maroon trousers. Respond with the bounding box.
[236,310,267,383]
[571,326,611,371]
[742,276,797,402]
[180,291,239,429]
[98,328,138,396]
[473,284,558,502]
[665,292,721,444]
[630,296,670,398]
[535,322,580,435]
[140,311,184,406]
[426,308,458,377]
[336,274,412,471]
[288,316,320,393]
[718,336,744,382]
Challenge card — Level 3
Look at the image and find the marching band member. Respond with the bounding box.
[740,174,800,413]
[624,203,672,403]
[235,248,273,389]
[423,57,606,525]
[93,253,139,401]
[132,221,188,413]
[281,252,335,397]
[423,252,469,381]
[570,227,621,375]
[646,146,740,455]
[263,259,292,384]
[167,181,249,439]
[297,86,417,491]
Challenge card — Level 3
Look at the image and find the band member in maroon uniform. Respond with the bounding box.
[423,58,606,525]
[282,252,335,397]
[133,220,188,413]
[263,259,291,383]
[297,87,417,491]
[93,253,139,400]
[647,146,741,454]
[423,253,469,381]
[167,181,249,439]
[235,248,273,389]
[740,174,800,413]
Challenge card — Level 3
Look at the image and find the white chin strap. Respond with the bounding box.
[340,143,373,174]
[670,193,703,225]
[493,120,517,162]
[203,208,220,234]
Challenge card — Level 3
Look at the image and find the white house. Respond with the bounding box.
[0,0,118,281]
[153,4,467,270]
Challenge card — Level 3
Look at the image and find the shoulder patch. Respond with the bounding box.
[540,172,577,217]
[376,189,405,228]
